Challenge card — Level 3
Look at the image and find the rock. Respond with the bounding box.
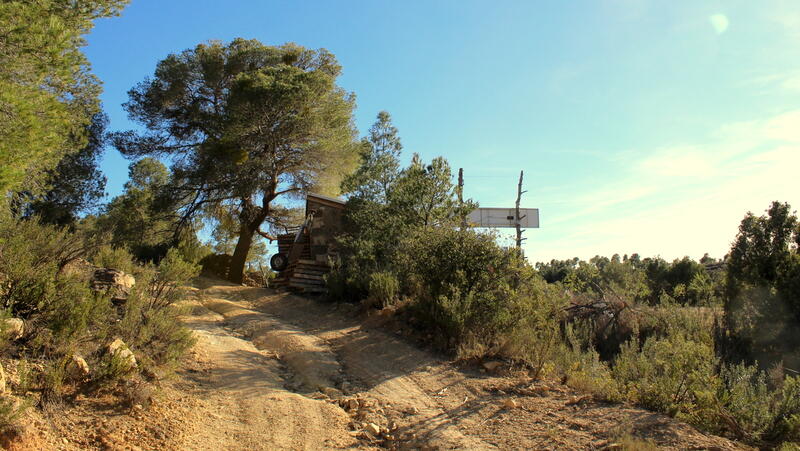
[322,386,342,399]
[482,360,503,372]
[92,268,135,303]
[565,394,592,406]
[502,399,518,409]
[3,318,24,340]
[107,338,137,370]
[365,423,381,436]
[67,354,91,380]
[341,398,360,412]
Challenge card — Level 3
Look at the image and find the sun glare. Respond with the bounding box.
[710,13,729,34]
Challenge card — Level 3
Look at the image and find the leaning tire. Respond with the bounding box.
[270,253,289,272]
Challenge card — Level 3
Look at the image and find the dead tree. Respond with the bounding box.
[515,170,526,250]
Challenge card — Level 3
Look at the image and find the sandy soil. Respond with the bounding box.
[9,278,750,450]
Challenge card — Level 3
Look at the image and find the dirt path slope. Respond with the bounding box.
[15,278,747,450]
[186,279,746,451]
[173,288,359,451]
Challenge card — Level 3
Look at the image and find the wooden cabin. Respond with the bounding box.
[271,193,345,293]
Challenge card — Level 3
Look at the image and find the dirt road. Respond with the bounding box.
[11,278,748,450]
[170,279,745,450]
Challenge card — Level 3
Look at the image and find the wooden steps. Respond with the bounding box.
[272,240,330,293]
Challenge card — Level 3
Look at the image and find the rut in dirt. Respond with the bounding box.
[177,279,746,451]
[192,280,494,450]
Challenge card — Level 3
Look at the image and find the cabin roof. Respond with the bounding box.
[306,192,346,209]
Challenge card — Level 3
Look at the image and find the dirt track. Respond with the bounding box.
[166,279,746,451]
[18,278,749,450]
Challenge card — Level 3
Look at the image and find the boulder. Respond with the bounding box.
[92,269,135,304]
[67,354,91,380]
[107,338,137,370]
[3,318,24,340]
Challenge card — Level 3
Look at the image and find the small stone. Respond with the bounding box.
[67,354,91,380]
[482,361,503,372]
[3,318,24,340]
[503,399,518,409]
[107,338,137,370]
[322,386,342,399]
[62,438,68,444]
[366,423,381,436]
[565,395,591,406]
[343,398,359,412]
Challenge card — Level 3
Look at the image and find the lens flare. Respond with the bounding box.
[710,14,729,34]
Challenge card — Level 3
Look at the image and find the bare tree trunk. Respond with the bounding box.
[514,170,525,289]
[458,168,466,231]
[229,222,256,284]
[515,170,524,249]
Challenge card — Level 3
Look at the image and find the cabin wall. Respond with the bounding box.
[307,198,344,264]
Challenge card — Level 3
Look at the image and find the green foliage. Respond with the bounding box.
[199,253,233,279]
[0,214,92,320]
[96,158,178,261]
[539,254,718,307]
[555,324,617,398]
[111,38,360,283]
[395,227,519,348]
[92,245,137,274]
[0,212,194,401]
[341,111,402,203]
[0,0,128,193]
[17,112,108,225]
[147,248,200,309]
[503,279,566,379]
[367,271,399,308]
[0,395,28,431]
[389,155,474,228]
[724,201,800,368]
[612,332,717,416]
[93,351,137,386]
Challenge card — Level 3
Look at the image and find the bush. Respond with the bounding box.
[0,213,196,403]
[612,332,717,416]
[554,322,618,398]
[113,250,198,371]
[0,395,28,432]
[503,277,567,379]
[394,227,520,350]
[92,245,137,274]
[367,271,399,308]
[199,253,232,279]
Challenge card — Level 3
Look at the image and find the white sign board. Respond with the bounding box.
[467,208,539,228]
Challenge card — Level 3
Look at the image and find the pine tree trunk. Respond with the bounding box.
[229,222,256,284]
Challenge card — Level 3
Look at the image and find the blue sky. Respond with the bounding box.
[85,0,800,263]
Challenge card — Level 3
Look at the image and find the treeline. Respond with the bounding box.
[537,253,724,307]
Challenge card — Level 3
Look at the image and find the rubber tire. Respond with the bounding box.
[270,253,289,272]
